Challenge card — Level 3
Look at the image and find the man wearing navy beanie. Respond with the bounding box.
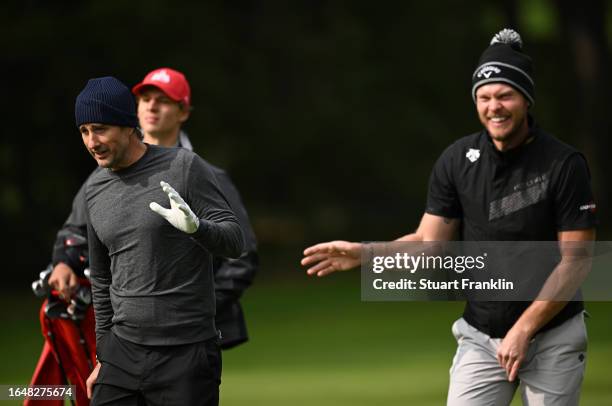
[75,77,142,170]
[75,76,140,129]
[76,76,243,406]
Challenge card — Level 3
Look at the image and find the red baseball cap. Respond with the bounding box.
[132,68,191,107]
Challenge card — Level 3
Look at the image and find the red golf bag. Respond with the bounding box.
[26,268,96,406]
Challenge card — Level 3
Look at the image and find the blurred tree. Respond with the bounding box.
[556,0,610,237]
[1,0,610,287]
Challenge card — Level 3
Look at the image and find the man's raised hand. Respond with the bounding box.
[149,181,199,234]
[301,241,362,277]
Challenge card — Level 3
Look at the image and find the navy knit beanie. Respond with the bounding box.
[472,29,535,105]
[75,76,139,128]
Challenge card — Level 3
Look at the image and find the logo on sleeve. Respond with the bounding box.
[466,148,481,163]
[579,203,597,213]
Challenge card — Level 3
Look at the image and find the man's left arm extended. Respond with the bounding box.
[497,228,595,382]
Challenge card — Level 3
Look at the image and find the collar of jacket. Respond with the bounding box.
[177,131,193,151]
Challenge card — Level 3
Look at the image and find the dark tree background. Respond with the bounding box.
[2,0,610,290]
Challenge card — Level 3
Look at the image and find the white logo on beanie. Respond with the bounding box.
[477,65,501,79]
[466,148,481,163]
[150,70,171,83]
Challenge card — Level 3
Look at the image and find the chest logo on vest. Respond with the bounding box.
[466,148,481,163]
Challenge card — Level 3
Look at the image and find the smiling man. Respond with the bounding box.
[474,83,529,150]
[301,29,597,405]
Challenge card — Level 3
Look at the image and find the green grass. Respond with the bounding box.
[2,275,611,405]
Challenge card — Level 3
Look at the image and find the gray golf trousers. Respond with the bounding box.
[447,312,587,406]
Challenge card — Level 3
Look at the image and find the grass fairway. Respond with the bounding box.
[1,274,611,405]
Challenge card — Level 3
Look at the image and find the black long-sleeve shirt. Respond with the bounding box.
[85,145,243,347]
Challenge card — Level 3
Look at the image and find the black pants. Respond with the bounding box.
[92,332,221,406]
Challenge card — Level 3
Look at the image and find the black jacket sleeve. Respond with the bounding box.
[185,153,244,258]
[211,168,258,308]
[51,181,88,269]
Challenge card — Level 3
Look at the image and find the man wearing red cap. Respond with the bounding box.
[132,68,193,148]
[46,68,258,403]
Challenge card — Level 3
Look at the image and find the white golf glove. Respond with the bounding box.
[149,181,200,234]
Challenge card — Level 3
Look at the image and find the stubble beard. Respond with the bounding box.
[486,113,527,146]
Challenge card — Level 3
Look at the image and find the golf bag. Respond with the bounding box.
[26,235,96,406]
